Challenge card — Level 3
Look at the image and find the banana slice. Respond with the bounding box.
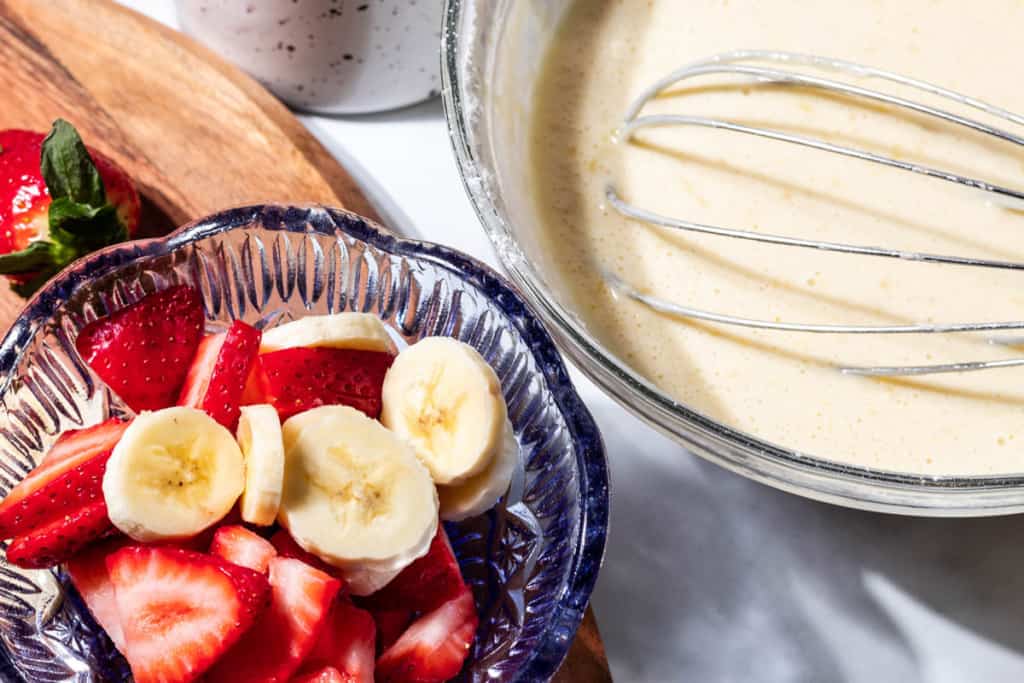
[280,407,333,452]
[344,563,405,596]
[279,406,438,595]
[103,407,245,542]
[236,405,285,526]
[438,417,519,521]
[380,337,507,486]
[260,312,396,354]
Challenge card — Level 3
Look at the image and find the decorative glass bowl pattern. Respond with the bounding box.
[0,205,608,682]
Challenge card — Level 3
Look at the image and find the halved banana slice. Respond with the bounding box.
[260,312,396,354]
[380,337,507,486]
[103,407,245,542]
[279,406,438,595]
[438,417,519,521]
[237,405,285,526]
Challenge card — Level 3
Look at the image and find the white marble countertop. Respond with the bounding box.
[120,3,1024,681]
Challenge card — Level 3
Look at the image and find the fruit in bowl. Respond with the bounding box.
[0,287,519,683]
[0,205,607,683]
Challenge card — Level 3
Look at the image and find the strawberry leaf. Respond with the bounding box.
[0,241,57,274]
[0,242,61,298]
[40,119,107,209]
[47,198,127,251]
[41,121,128,247]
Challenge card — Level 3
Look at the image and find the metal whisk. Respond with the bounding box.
[604,50,1024,377]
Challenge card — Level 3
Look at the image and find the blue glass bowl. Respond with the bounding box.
[0,205,608,682]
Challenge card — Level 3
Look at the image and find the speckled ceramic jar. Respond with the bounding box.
[176,0,442,114]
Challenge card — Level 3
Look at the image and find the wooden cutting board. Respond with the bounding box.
[0,0,609,680]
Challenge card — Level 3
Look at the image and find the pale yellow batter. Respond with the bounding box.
[530,0,1024,474]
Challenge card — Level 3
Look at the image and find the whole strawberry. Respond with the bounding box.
[0,119,140,296]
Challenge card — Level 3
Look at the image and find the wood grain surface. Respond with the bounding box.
[0,0,608,679]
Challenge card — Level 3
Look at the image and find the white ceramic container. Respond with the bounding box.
[176,0,443,114]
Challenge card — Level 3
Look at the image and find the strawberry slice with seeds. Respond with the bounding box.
[178,321,262,430]
[211,525,278,574]
[6,500,114,569]
[257,347,394,421]
[0,418,127,538]
[205,557,342,683]
[240,363,268,405]
[362,526,466,615]
[41,417,129,467]
[107,545,270,683]
[66,538,130,652]
[301,599,376,683]
[270,529,342,580]
[76,285,205,412]
[375,586,478,683]
[291,667,346,683]
[0,448,109,540]
[368,608,414,655]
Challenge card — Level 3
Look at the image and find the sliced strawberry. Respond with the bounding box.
[178,333,225,406]
[375,587,478,683]
[1,419,127,568]
[41,417,129,466]
[257,347,394,421]
[270,529,341,579]
[211,525,278,574]
[106,545,270,683]
[76,285,205,412]
[0,449,109,539]
[369,608,414,655]
[6,500,114,569]
[66,538,130,652]
[291,667,346,683]
[302,599,376,683]
[0,418,127,536]
[205,557,342,683]
[241,363,268,405]
[363,526,465,615]
[178,321,262,430]
[0,421,126,539]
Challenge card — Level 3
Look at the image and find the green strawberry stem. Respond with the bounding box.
[0,119,129,297]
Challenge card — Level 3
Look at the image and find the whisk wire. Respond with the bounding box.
[607,50,1024,376]
[606,187,1024,272]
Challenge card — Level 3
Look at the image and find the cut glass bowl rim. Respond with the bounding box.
[0,203,609,682]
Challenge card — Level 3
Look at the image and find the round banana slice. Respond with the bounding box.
[438,417,519,521]
[103,407,245,542]
[280,407,333,453]
[380,337,507,486]
[279,406,438,595]
[260,312,396,354]
[237,405,285,526]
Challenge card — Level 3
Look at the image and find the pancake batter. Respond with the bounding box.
[530,0,1024,474]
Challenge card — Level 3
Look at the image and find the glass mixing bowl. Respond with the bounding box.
[0,205,608,681]
[441,0,1024,516]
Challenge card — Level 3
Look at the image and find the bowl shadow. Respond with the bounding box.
[590,399,1024,682]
